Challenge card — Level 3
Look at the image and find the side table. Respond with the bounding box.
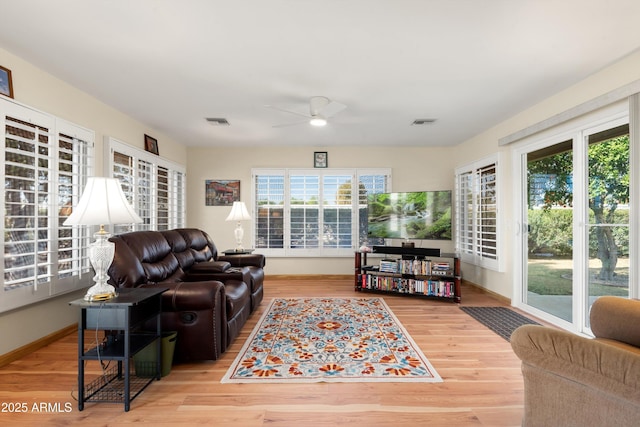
[69,287,167,412]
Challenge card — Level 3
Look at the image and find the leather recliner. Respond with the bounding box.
[174,228,265,311]
[107,228,265,362]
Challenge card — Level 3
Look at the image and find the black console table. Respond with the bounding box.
[69,287,167,411]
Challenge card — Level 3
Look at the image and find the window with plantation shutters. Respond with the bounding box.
[1,99,94,313]
[478,164,498,260]
[136,158,154,230]
[255,171,285,250]
[56,126,92,282]
[107,137,185,233]
[455,157,501,271]
[253,168,391,256]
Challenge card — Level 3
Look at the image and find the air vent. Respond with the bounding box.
[206,117,230,126]
[411,118,437,126]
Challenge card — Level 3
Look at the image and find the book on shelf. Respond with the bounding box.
[379,259,399,273]
[360,273,456,298]
[432,262,451,270]
[375,258,454,277]
[400,259,432,275]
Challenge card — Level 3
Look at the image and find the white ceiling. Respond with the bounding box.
[1,0,639,148]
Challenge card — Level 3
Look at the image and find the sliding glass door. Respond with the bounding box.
[585,124,630,328]
[525,139,574,323]
[516,115,630,332]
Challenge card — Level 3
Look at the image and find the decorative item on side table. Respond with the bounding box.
[63,177,142,301]
[226,201,251,251]
[314,151,328,168]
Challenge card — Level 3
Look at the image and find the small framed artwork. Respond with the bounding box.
[144,134,159,155]
[205,179,240,206]
[0,65,14,99]
[314,151,328,168]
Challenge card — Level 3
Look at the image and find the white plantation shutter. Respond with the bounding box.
[56,123,93,286]
[478,164,498,260]
[155,166,185,230]
[1,99,94,312]
[457,171,475,255]
[108,137,186,233]
[157,166,169,230]
[255,171,285,250]
[455,157,501,271]
[253,168,390,256]
[136,158,153,230]
[290,172,320,250]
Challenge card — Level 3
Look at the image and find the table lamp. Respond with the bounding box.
[63,177,142,301]
[225,201,251,251]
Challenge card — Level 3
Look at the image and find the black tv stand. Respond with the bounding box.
[356,246,461,303]
[372,245,441,257]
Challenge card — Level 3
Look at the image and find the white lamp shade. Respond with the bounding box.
[63,177,142,226]
[225,201,251,221]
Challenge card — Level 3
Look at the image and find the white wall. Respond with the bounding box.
[186,146,456,275]
[0,47,187,355]
[452,49,640,300]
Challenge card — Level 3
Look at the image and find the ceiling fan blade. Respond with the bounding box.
[320,100,347,118]
[265,104,311,119]
[272,120,309,128]
[267,97,346,127]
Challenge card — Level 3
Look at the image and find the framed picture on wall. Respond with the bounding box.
[205,179,240,206]
[314,151,328,168]
[144,134,159,155]
[0,65,14,99]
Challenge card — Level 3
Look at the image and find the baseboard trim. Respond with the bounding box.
[0,324,77,368]
[462,279,511,305]
[267,274,353,281]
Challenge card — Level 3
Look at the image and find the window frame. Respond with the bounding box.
[455,155,502,271]
[1,98,95,313]
[252,168,391,257]
[106,137,186,232]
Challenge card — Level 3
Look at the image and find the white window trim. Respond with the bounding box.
[511,101,634,329]
[455,154,503,272]
[252,168,391,257]
[105,136,186,231]
[1,97,95,313]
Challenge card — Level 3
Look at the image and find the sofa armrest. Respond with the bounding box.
[141,281,225,312]
[511,324,640,397]
[218,253,265,268]
[188,260,231,274]
[590,296,640,347]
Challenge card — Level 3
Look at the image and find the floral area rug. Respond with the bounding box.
[221,297,442,383]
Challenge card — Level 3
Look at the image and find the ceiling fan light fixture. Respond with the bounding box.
[309,116,327,127]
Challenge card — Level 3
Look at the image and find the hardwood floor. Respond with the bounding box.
[0,279,528,426]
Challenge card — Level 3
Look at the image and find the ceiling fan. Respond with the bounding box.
[266,96,347,128]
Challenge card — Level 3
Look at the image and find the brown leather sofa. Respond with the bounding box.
[107,228,265,362]
[511,296,640,427]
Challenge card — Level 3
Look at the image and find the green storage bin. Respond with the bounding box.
[134,331,177,377]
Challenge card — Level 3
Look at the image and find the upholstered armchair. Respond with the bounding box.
[511,296,640,427]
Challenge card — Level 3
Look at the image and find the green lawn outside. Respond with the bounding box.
[527,257,629,297]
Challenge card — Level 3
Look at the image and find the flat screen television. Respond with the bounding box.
[367,191,452,240]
